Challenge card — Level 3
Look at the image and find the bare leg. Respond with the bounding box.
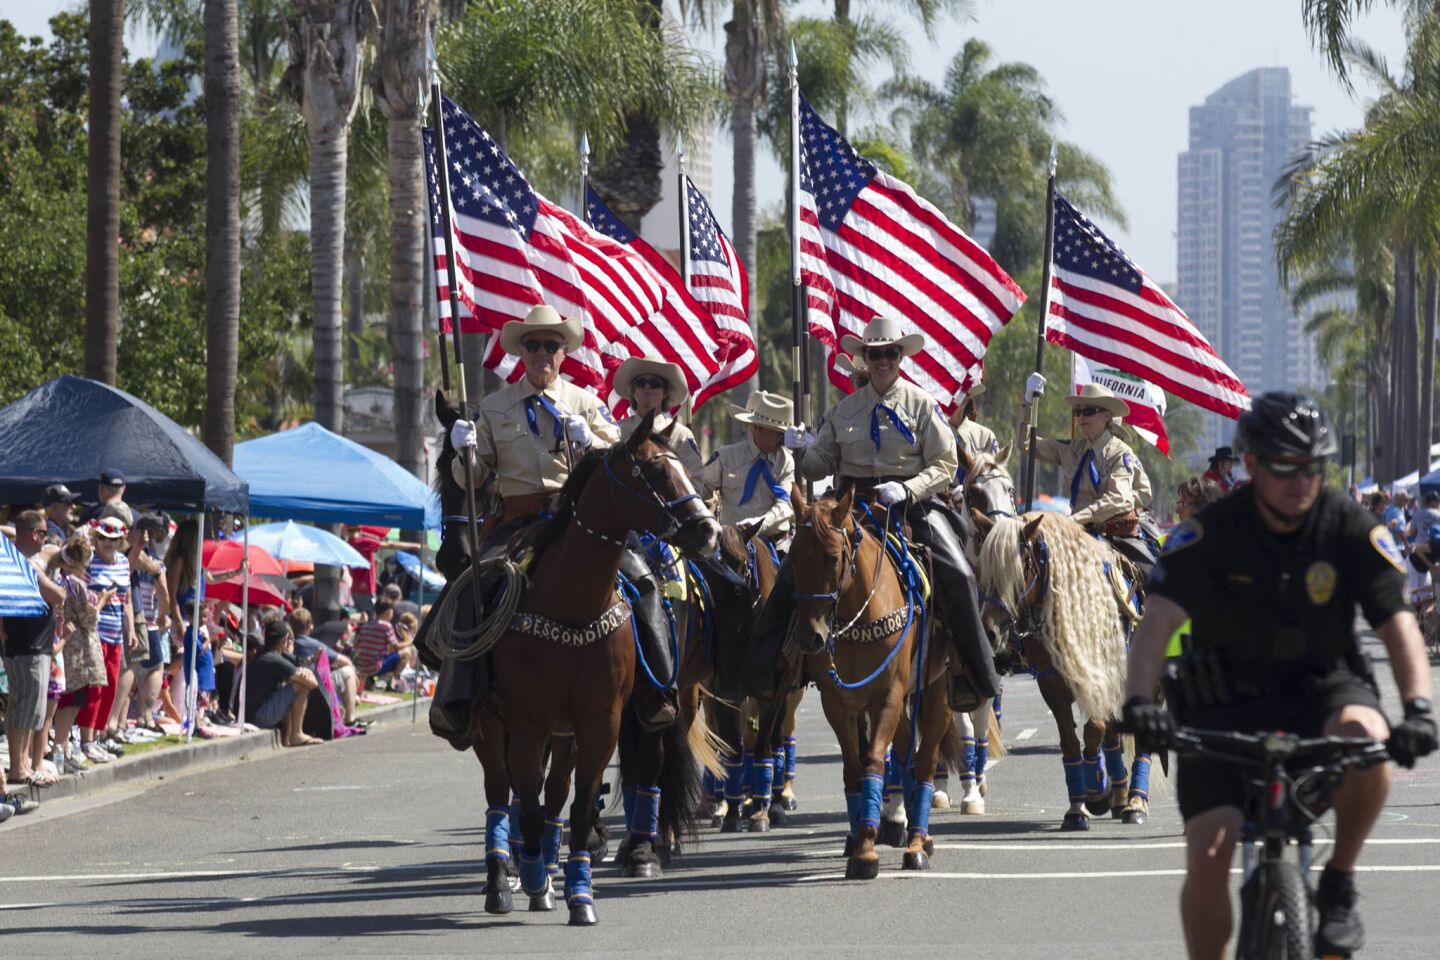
[140,668,164,724]
[1182,806,1242,960]
[1324,705,1392,871]
[107,666,137,737]
[33,699,59,775]
[6,725,34,781]
[53,705,81,761]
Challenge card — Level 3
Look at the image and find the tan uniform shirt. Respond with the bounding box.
[955,418,999,461]
[799,379,958,502]
[702,439,795,537]
[620,413,705,485]
[452,377,620,497]
[1030,428,1152,526]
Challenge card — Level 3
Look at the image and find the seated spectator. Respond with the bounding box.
[353,598,416,689]
[382,582,420,621]
[289,608,362,726]
[245,620,321,747]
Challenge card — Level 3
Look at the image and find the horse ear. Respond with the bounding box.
[957,444,977,481]
[835,484,855,518]
[970,506,995,537]
[996,442,1012,467]
[1023,514,1044,541]
[790,482,808,520]
[628,409,657,451]
[435,389,459,427]
[658,418,677,444]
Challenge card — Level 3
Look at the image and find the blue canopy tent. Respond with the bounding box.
[1418,467,1440,499]
[233,422,439,529]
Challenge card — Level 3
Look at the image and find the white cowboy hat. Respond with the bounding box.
[839,315,924,359]
[834,353,867,378]
[1064,383,1131,419]
[499,304,583,356]
[613,356,689,406]
[965,380,987,399]
[730,391,797,432]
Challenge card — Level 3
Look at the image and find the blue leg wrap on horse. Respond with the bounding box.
[631,786,660,840]
[1129,754,1152,800]
[975,738,989,782]
[519,850,548,895]
[749,759,774,806]
[858,773,884,831]
[1063,756,1086,803]
[564,851,593,906]
[784,736,798,784]
[961,735,978,786]
[1103,738,1129,790]
[702,768,717,800]
[908,780,935,838]
[771,748,785,795]
[485,807,511,862]
[1083,752,1106,794]
[622,784,637,829]
[723,757,746,803]
[845,790,861,835]
[739,747,753,798]
[542,818,565,873]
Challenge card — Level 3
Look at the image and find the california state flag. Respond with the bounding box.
[1072,355,1170,456]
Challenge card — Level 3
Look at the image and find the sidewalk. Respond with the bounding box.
[9,696,431,806]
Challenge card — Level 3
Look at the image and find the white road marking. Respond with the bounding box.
[1015,727,1038,741]
[798,864,1440,882]
[931,837,1440,852]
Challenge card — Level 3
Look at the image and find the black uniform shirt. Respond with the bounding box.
[1148,486,1408,674]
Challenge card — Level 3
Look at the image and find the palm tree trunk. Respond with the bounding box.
[1422,269,1438,474]
[386,116,427,479]
[345,233,365,374]
[85,0,124,385]
[833,0,849,135]
[726,0,764,405]
[203,0,242,464]
[310,126,349,433]
[1398,246,1419,474]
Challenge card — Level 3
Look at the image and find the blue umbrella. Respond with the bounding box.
[0,534,47,617]
[244,521,369,568]
[392,548,446,592]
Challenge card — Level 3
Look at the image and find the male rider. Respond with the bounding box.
[1122,392,1437,960]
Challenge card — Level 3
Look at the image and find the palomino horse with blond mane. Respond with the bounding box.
[973,509,1139,830]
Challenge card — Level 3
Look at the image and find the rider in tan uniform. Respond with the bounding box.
[703,392,796,541]
[615,356,705,484]
[449,305,677,727]
[950,381,999,482]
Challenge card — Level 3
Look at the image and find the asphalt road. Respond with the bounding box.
[2,637,1437,959]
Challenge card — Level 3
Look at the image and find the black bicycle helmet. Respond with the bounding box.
[1233,391,1338,459]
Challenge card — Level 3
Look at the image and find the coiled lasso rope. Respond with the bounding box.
[427,556,528,662]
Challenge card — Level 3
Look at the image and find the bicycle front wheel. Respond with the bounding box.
[1237,860,1311,959]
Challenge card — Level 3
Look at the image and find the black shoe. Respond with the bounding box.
[1315,865,1364,955]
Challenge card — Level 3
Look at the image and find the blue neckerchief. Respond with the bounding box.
[739,457,787,505]
[1070,448,1102,502]
[955,465,967,484]
[870,403,915,451]
[525,393,564,438]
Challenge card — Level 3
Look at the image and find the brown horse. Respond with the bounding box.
[486,413,718,925]
[790,486,921,878]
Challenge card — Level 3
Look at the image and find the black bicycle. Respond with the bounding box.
[1171,728,1389,960]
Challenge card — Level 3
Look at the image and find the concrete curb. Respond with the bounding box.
[16,696,431,805]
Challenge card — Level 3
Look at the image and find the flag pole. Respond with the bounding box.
[677,135,694,427]
[1021,142,1058,513]
[427,43,484,626]
[423,33,451,393]
[579,132,591,224]
[788,41,811,428]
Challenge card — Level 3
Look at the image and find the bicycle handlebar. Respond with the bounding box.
[1172,728,1389,772]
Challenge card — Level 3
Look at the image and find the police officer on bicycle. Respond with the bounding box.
[1122,392,1437,959]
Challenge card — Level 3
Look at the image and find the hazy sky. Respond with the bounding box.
[9,0,1409,280]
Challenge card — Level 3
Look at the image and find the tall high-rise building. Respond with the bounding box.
[1177,67,1327,454]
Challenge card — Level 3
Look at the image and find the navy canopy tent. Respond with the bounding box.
[1418,467,1440,499]
[233,422,439,529]
[0,375,248,513]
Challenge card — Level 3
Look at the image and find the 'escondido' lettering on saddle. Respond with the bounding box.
[511,599,632,647]
[833,606,909,645]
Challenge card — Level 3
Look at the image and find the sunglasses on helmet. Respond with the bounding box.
[521,339,564,355]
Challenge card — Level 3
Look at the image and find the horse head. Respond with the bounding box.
[788,484,859,655]
[962,443,1016,521]
[604,410,720,558]
[975,513,1045,636]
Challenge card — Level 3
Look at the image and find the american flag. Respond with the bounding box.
[1045,195,1250,419]
[585,185,747,413]
[682,176,757,400]
[795,94,1025,406]
[422,95,661,391]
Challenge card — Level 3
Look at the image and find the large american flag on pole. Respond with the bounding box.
[682,176,757,401]
[422,95,661,391]
[794,94,1026,406]
[1046,195,1250,419]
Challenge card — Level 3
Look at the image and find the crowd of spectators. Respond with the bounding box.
[0,471,436,824]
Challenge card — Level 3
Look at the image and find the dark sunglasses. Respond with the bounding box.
[1258,457,1324,478]
[521,339,564,355]
[632,376,667,390]
[1072,406,1106,418]
[865,347,902,362]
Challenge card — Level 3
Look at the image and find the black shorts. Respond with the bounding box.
[1176,669,1385,821]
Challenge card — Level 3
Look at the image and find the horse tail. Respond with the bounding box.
[985,700,1006,760]
[655,714,709,848]
[686,696,727,781]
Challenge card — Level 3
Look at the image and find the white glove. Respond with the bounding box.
[1024,372,1047,403]
[450,419,477,451]
[784,425,815,451]
[564,415,594,448]
[874,481,908,506]
[736,517,762,537]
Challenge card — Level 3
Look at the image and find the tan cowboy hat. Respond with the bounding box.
[499,304,583,356]
[834,352,867,377]
[839,315,924,359]
[614,356,689,406]
[1064,383,1130,419]
[730,391,797,432]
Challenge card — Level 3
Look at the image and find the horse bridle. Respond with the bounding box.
[792,509,887,639]
[586,442,710,546]
[995,531,1050,643]
[966,467,1017,519]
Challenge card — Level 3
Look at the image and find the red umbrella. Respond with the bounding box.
[206,573,290,609]
[202,540,284,577]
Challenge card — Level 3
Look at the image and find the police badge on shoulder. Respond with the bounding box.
[1163,519,1203,554]
[1367,526,1406,573]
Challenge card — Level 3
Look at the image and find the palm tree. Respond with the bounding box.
[86,0,125,385]
[202,0,243,465]
[373,0,435,482]
[829,0,965,135]
[284,0,376,434]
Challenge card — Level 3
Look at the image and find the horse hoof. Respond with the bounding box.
[842,835,857,858]
[568,903,598,926]
[484,883,514,915]
[623,859,661,879]
[1061,811,1091,832]
[931,790,952,810]
[720,817,743,834]
[612,837,637,867]
[876,819,907,848]
[747,817,770,834]
[901,851,931,871]
[784,795,799,811]
[1084,793,1111,817]
[961,798,985,816]
[978,779,988,798]
[1111,805,1127,820]
[767,802,787,827]
[845,856,881,880]
[528,887,556,912]
[1122,809,1147,826]
[923,836,934,856]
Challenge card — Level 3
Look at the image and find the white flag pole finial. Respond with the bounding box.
[677,134,687,175]
[578,132,591,222]
[788,38,798,73]
[1048,140,1058,178]
[426,30,438,86]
